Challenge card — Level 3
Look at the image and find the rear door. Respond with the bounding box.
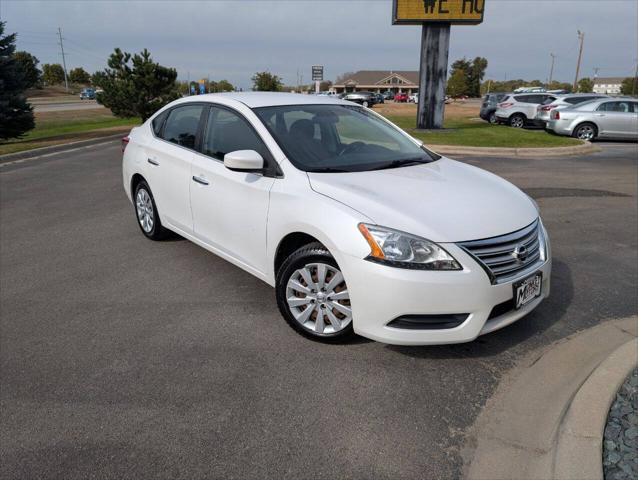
[595,101,635,138]
[144,103,205,234]
[190,105,276,274]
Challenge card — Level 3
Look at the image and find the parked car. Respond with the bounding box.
[495,93,558,128]
[122,92,551,345]
[409,93,419,104]
[546,98,638,141]
[394,92,409,103]
[534,94,608,128]
[480,92,508,124]
[343,91,377,107]
[79,88,96,100]
[383,91,395,101]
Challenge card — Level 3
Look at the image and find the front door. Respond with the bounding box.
[190,105,276,275]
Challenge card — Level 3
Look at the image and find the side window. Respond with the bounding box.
[514,95,529,103]
[162,105,204,150]
[152,110,168,136]
[202,107,270,162]
[598,101,632,113]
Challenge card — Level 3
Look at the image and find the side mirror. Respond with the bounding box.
[223,150,264,172]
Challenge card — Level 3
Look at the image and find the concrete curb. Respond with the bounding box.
[554,338,638,480]
[0,133,126,165]
[431,141,601,157]
[465,316,638,480]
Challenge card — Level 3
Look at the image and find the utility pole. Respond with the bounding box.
[57,27,69,92]
[573,30,585,92]
[548,53,556,88]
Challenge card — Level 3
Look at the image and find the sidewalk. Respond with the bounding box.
[465,316,638,480]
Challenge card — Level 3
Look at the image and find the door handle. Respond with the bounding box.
[192,175,209,186]
[594,113,605,117]
[147,158,160,166]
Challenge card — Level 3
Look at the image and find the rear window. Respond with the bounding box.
[152,110,168,136]
[565,96,603,105]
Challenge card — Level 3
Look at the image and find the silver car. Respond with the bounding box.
[546,98,638,141]
[534,94,608,128]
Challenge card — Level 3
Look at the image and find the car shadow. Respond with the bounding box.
[383,258,573,360]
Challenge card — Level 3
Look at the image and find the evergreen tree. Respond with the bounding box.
[0,22,35,140]
[96,48,180,121]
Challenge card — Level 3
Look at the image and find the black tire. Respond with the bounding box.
[276,242,355,343]
[572,122,597,141]
[133,180,168,240]
[509,114,526,128]
[489,112,497,124]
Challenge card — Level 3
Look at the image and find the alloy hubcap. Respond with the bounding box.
[136,189,154,233]
[512,117,524,128]
[286,262,351,334]
[578,126,594,140]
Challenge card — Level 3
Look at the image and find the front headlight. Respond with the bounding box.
[358,224,462,270]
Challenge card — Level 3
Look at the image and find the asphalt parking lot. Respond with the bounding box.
[1,141,637,479]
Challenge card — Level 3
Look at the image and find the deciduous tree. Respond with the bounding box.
[13,50,41,89]
[252,71,283,91]
[577,77,593,93]
[42,63,65,85]
[446,69,468,98]
[69,67,90,84]
[620,77,638,95]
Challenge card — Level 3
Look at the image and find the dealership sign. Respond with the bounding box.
[392,0,485,25]
[312,66,324,82]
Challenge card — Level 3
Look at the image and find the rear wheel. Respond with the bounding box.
[362,100,369,108]
[134,181,167,240]
[276,243,354,342]
[489,112,497,124]
[573,123,597,141]
[509,114,526,128]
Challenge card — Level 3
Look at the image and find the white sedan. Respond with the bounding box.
[122,92,551,345]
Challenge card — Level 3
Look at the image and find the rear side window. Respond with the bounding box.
[597,101,633,113]
[152,110,168,136]
[162,105,204,150]
[513,95,529,103]
[202,106,271,161]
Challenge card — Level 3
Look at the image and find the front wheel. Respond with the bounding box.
[276,243,354,342]
[573,123,597,141]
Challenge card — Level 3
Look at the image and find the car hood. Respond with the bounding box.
[307,158,538,243]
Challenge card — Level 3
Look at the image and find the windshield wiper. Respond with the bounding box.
[372,158,431,171]
[308,167,351,173]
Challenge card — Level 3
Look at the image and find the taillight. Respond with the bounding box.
[499,102,514,109]
[551,110,560,120]
[121,136,130,153]
[540,105,556,111]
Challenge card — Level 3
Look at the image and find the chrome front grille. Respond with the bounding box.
[458,220,544,284]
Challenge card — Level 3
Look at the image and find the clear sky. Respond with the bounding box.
[3,0,637,89]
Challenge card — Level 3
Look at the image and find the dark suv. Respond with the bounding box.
[480,93,508,123]
[343,91,378,108]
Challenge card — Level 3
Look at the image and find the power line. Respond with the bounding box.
[57,27,69,91]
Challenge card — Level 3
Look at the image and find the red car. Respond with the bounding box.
[394,92,409,103]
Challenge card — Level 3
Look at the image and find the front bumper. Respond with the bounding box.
[339,244,551,346]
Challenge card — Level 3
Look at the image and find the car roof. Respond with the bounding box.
[178,92,348,108]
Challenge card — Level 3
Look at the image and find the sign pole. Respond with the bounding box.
[417,22,451,130]
[315,80,320,94]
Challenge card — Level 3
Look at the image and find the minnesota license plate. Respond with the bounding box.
[514,272,542,309]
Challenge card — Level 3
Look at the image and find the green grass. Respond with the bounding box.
[0,113,140,155]
[385,115,582,148]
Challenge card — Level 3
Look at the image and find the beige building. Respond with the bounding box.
[331,70,419,94]
[593,77,625,95]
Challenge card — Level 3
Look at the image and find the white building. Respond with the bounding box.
[593,77,625,94]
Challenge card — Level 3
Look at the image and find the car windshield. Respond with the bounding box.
[253,104,440,173]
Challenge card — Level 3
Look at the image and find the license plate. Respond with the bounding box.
[514,272,542,309]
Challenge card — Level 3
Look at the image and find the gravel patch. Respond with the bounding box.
[604,368,638,480]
